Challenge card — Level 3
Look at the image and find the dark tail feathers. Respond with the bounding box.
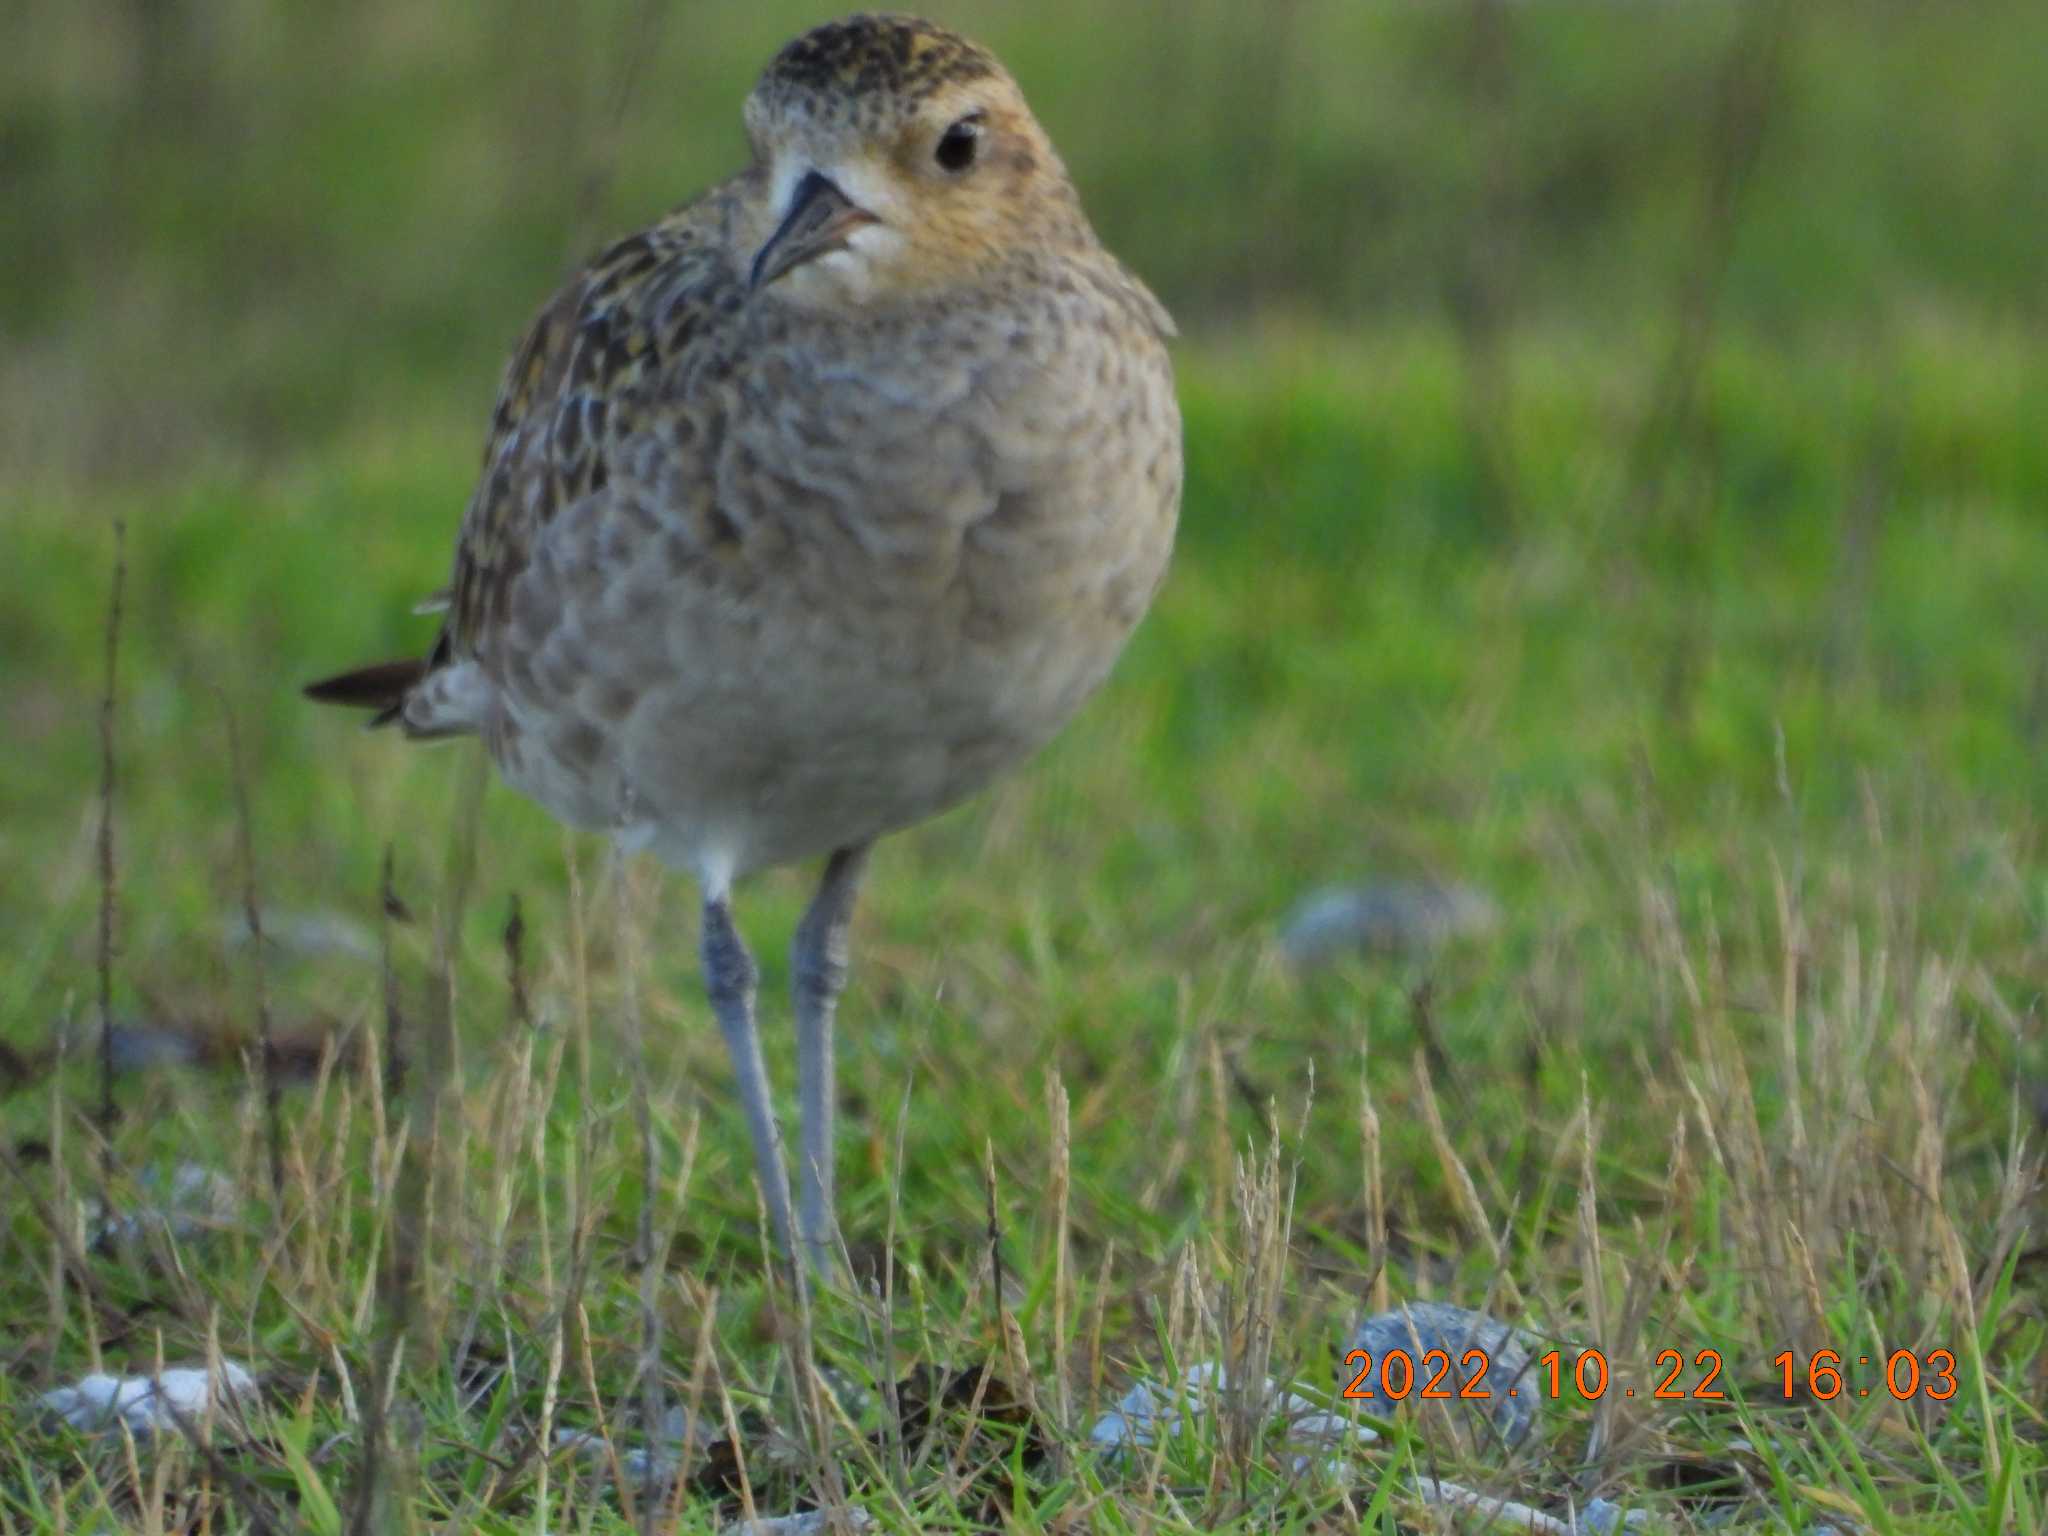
[303,658,426,730]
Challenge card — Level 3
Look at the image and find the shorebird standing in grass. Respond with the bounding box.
[308,13,1182,1275]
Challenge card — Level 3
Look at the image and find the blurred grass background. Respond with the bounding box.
[6,0,2047,477]
[1,3,2045,1525]
[5,0,2044,1204]
[6,0,2045,1170]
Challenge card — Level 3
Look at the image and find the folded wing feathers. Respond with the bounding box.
[302,658,427,717]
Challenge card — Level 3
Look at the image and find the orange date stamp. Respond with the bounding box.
[1340,1346,1959,1403]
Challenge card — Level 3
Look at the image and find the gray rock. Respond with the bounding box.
[553,1428,682,1493]
[1343,1302,1542,1447]
[1281,882,1497,968]
[1089,1360,1376,1477]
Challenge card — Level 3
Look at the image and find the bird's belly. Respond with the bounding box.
[480,294,1181,883]
[484,504,1165,882]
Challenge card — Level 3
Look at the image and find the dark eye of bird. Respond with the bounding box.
[935,115,982,172]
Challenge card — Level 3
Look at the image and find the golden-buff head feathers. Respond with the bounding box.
[740,14,1087,307]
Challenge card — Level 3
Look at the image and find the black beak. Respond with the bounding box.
[750,171,877,293]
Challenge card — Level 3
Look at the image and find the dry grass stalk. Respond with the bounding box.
[224,703,285,1207]
[1046,1070,1073,1440]
[350,856,423,1536]
[1085,1235,1116,1428]
[95,516,127,1199]
[875,1079,912,1487]
[1415,1048,1516,1311]
[613,853,667,1534]
[1575,1080,1611,1468]
[1219,1111,1297,1497]
[1359,1056,1388,1316]
[710,1343,764,1533]
[531,1064,568,1529]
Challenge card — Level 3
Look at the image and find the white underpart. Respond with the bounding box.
[604,758,736,896]
[789,226,908,306]
[405,658,491,735]
[669,831,737,903]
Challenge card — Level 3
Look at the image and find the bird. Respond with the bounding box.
[306,12,1182,1277]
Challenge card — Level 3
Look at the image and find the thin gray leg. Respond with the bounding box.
[702,893,796,1258]
[791,843,872,1276]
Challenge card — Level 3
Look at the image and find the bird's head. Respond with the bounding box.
[741,13,1086,307]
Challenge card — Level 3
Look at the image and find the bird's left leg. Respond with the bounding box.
[790,842,872,1277]
[702,891,798,1259]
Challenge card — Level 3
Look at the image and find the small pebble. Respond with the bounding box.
[1281,882,1497,968]
[1580,1495,1659,1533]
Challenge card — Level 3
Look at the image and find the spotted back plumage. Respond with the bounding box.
[406,14,1043,707]
[430,14,1020,682]
[444,186,751,669]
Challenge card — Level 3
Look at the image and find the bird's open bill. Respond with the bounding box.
[750,170,878,292]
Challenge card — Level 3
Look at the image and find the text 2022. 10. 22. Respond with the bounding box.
[1339,1347,1959,1403]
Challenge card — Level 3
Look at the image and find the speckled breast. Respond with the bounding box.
[484,260,1181,879]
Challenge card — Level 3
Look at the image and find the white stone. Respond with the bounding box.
[41,1361,256,1437]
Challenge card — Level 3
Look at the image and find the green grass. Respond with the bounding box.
[3,0,2046,1529]
[4,320,2042,1530]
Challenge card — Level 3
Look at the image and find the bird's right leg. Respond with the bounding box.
[790,842,872,1279]
[701,893,797,1260]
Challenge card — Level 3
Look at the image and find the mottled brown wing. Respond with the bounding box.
[445,182,751,666]
[308,178,749,734]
